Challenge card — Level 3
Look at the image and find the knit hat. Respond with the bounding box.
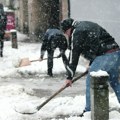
[60,18,74,32]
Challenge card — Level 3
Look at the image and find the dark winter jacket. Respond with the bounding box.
[40,28,69,65]
[66,21,119,79]
[0,4,7,39]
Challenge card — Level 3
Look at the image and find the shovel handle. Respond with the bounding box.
[37,70,88,111]
[30,57,58,62]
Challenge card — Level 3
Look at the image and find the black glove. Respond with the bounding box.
[57,54,61,58]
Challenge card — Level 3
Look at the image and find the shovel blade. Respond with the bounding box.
[19,58,31,67]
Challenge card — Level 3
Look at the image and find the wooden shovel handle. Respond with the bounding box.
[37,70,88,111]
[30,56,58,62]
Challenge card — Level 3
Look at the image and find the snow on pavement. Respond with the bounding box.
[0,32,119,120]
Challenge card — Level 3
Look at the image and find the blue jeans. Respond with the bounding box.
[85,50,120,111]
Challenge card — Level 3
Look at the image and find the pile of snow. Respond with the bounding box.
[90,70,109,77]
[0,83,119,120]
[0,32,87,78]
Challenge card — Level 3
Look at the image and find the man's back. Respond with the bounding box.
[41,28,67,51]
[72,21,119,61]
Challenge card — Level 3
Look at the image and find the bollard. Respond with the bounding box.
[90,70,109,120]
[10,29,18,49]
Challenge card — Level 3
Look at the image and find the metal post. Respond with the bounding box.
[10,29,18,49]
[90,71,109,120]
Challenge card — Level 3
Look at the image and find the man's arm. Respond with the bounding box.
[65,29,84,86]
[60,49,69,66]
[66,47,81,79]
[64,48,80,87]
[58,34,69,64]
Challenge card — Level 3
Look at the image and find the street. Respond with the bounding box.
[0,73,87,98]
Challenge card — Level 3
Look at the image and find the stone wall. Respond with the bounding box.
[16,0,28,33]
[60,0,69,20]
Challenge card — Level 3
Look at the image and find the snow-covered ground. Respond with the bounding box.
[0,32,119,120]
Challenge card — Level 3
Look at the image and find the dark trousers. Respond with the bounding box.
[47,50,54,76]
[0,40,4,57]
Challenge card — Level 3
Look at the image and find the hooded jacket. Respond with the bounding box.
[66,21,119,80]
[40,28,69,67]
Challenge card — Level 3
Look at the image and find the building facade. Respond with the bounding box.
[0,0,69,41]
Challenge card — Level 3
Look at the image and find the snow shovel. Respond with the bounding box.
[19,56,58,67]
[15,70,88,114]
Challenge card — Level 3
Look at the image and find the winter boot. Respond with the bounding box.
[0,52,3,57]
[0,50,3,57]
[47,69,53,77]
[79,110,86,117]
